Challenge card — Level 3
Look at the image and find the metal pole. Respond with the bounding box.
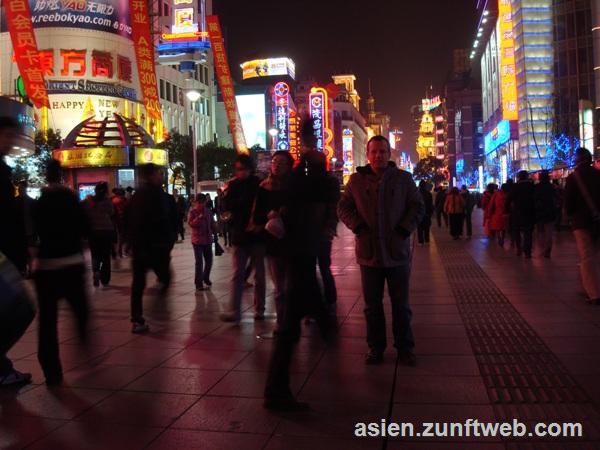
[191,101,198,196]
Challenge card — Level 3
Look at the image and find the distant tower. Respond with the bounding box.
[332,74,361,111]
[367,79,376,126]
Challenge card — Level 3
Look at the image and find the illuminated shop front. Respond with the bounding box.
[53,113,168,199]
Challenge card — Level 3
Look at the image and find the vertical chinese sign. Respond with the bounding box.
[309,86,334,169]
[206,15,248,154]
[498,0,518,121]
[273,82,290,151]
[131,0,163,141]
[5,0,50,110]
[342,128,354,185]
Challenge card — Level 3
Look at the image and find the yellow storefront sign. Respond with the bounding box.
[53,147,128,168]
[135,148,168,167]
[499,0,518,121]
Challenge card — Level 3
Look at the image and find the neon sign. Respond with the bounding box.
[484,120,511,154]
[422,96,442,111]
[498,0,518,120]
[273,82,290,151]
[308,86,334,165]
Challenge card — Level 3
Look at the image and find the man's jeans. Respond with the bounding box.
[0,295,35,376]
[573,229,600,300]
[536,222,554,257]
[360,264,414,352]
[131,247,171,324]
[228,243,266,319]
[317,239,337,307]
[193,244,213,288]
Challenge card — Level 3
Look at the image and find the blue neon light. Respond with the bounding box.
[157,41,211,52]
[484,120,511,155]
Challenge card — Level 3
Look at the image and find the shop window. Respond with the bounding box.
[166,82,171,102]
[159,79,165,99]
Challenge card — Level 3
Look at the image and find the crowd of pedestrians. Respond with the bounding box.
[1,112,600,413]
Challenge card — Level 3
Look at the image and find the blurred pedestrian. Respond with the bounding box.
[264,120,341,411]
[251,151,294,328]
[338,135,424,367]
[111,188,128,258]
[0,116,34,386]
[16,180,36,276]
[173,188,186,242]
[417,181,433,245]
[83,182,115,287]
[507,171,535,258]
[534,170,557,258]
[481,183,497,238]
[219,154,266,323]
[189,193,217,291]
[553,179,565,232]
[461,185,475,238]
[434,186,448,228]
[33,160,89,385]
[565,148,600,305]
[444,187,466,240]
[127,164,174,333]
[489,183,509,247]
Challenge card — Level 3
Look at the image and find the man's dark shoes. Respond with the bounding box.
[398,350,417,367]
[365,349,384,365]
[264,397,311,412]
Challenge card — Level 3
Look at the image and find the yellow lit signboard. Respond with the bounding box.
[135,148,169,167]
[53,147,128,168]
[498,0,518,121]
[240,58,296,81]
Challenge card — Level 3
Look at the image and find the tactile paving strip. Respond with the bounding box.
[436,242,600,446]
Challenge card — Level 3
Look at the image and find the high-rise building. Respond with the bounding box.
[365,82,391,137]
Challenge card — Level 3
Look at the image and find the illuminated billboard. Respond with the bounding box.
[484,120,511,155]
[241,58,296,81]
[0,0,132,39]
[498,0,518,120]
[422,96,442,111]
[236,94,266,149]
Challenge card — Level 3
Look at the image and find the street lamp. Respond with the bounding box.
[268,128,278,151]
[331,157,337,171]
[186,90,201,195]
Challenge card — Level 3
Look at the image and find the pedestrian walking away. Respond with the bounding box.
[338,134,424,367]
[444,187,466,240]
[489,183,509,247]
[534,170,557,258]
[83,181,115,287]
[507,171,535,258]
[417,180,433,245]
[461,185,475,238]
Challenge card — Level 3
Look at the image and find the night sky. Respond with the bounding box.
[213,0,479,153]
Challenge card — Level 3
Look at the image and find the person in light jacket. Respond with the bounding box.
[338,135,424,366]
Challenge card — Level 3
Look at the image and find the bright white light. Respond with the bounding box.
[186,90,201,102]
[482,18,488,23]
[483,10,489,16]
[268,128,278,137]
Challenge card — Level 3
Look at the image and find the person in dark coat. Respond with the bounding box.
[507,170,535,258]
[534,170,557,258]
[433,186,448,228]
[173,189,187,242]
[417,180,434,244]
[264,120,339,411]
[0,116,34,387]
[33,160,90,386]
[127,164,174,333]
[564,148,600,304]
[461,185,476,238]
[219,154,266,323]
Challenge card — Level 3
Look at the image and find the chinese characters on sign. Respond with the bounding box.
[52,147,129,168]
[206,15,248,154]
[342,128,354,185]
[273,82,290,151]
[5,0,50,108]
[40,48,133,82]
[309,89,325,151]
[498,0,518,121]
[131,0,161,125]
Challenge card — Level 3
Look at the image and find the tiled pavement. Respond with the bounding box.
[1,210,600,449]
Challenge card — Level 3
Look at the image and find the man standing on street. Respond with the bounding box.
[565,148,600,305]
[338,135,424,365]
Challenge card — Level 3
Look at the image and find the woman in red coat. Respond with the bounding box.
[481,183,498,238]
[488,183,509,247]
